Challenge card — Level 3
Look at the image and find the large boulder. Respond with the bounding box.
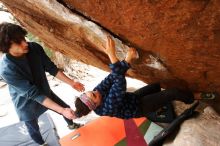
[1,0,220,111]
[164,106,220,146]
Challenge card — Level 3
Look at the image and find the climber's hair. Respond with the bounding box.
[0,22,27,53]
[75,97,91,118]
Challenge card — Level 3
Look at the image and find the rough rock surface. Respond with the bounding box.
[164,106,220,146]
[1,0,220,112]
[62,0,220,91]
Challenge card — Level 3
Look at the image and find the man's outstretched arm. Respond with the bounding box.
[55,70,85,92]
[42,97,75,119]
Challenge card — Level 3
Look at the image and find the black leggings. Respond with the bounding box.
[134,83,194,115]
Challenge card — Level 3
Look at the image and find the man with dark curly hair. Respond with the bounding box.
[0,22,84,146]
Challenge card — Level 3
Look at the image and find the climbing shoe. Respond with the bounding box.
[68,123,83,130]
[201,92,217,100]
[40,143,48,146]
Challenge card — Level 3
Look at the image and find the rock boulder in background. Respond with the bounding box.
[1,0,220,112]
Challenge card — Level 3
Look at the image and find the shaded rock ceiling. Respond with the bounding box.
[1,0,220,111]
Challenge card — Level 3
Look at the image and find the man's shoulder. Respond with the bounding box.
[0,55,13,75]
[0,54,10,66]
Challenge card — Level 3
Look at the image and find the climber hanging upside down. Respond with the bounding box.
[74,36,216,119]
